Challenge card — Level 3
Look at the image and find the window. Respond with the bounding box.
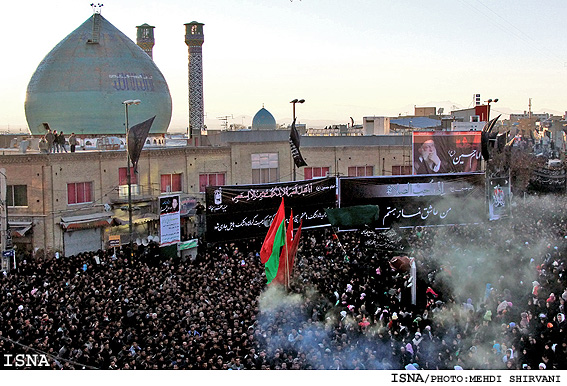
[348,166,373,177]
[392,165,412,176]
[199,173,226,193]
[118,167,137,185]
[161,173,182,193]
[252,153,279,184]
[6,185,28,207]
[67,182,93,205]
[304,167,330,180]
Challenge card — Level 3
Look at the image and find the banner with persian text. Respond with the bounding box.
[206,178,336,241]
[413,131,482,175]
[339,173,485,228]
[159,195,180,246]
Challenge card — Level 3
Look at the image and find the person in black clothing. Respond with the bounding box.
[58,131,68,153]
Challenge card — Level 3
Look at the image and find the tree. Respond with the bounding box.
[488,147,545,195]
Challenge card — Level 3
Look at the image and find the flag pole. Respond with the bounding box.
[411,258,417,305]
[285,215,290,290]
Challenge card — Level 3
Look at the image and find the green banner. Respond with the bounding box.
[325,205,379,228]
[178,239,198,251]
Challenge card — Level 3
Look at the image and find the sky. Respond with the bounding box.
[1,0,567,133]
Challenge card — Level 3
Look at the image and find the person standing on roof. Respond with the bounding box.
[45,129,55,153]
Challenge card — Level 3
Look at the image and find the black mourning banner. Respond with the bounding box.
[289,119,307,168]
[339,173,485,228]
[359,227,409,253]
[128,116,155,174]
[206,177,336,241]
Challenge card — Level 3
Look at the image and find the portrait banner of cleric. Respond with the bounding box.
[413,138,448,174]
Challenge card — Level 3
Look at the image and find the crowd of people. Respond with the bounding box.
[1,195,566,370]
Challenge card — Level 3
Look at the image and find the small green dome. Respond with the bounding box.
[251,107,277,130]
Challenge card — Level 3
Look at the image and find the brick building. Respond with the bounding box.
[0,131,409,256]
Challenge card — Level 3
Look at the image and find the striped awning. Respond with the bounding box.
[9,222,33,237]
[60,213,113,231]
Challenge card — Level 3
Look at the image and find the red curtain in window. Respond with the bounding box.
[67,182,92,204]
[304,168,313,180]
[199,173,224,192]
[172,174,182,192]
[119,168,126,185]
[208,174,217,187]
[199,174,208,192]
[119,167,137,185]
[67,184,77,204]
[84,182,92,203]
[77,182,85,203]
[161,174,170,193]
[392,166,411,176]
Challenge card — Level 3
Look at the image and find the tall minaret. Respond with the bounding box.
[184,21,205,138]
[136,23,155,59]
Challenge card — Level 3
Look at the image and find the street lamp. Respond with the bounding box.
[290,99,305,181]
[486,98,498,121]
[290,98,305,121]
[123,99,141,257]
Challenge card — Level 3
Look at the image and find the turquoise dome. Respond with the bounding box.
[251,107,277,130]
[25,14,172,135]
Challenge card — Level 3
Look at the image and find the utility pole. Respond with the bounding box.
[123,100,141,257]
[0,168,13,272]
[0,168,5,252]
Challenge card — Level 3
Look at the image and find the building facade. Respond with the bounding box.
[0,133,409,256]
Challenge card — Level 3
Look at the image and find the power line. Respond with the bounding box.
[459,0,566,66]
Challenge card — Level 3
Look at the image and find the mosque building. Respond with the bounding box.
[25,11,172,136]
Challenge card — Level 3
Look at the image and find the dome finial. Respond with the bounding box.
[90,3,104,15]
